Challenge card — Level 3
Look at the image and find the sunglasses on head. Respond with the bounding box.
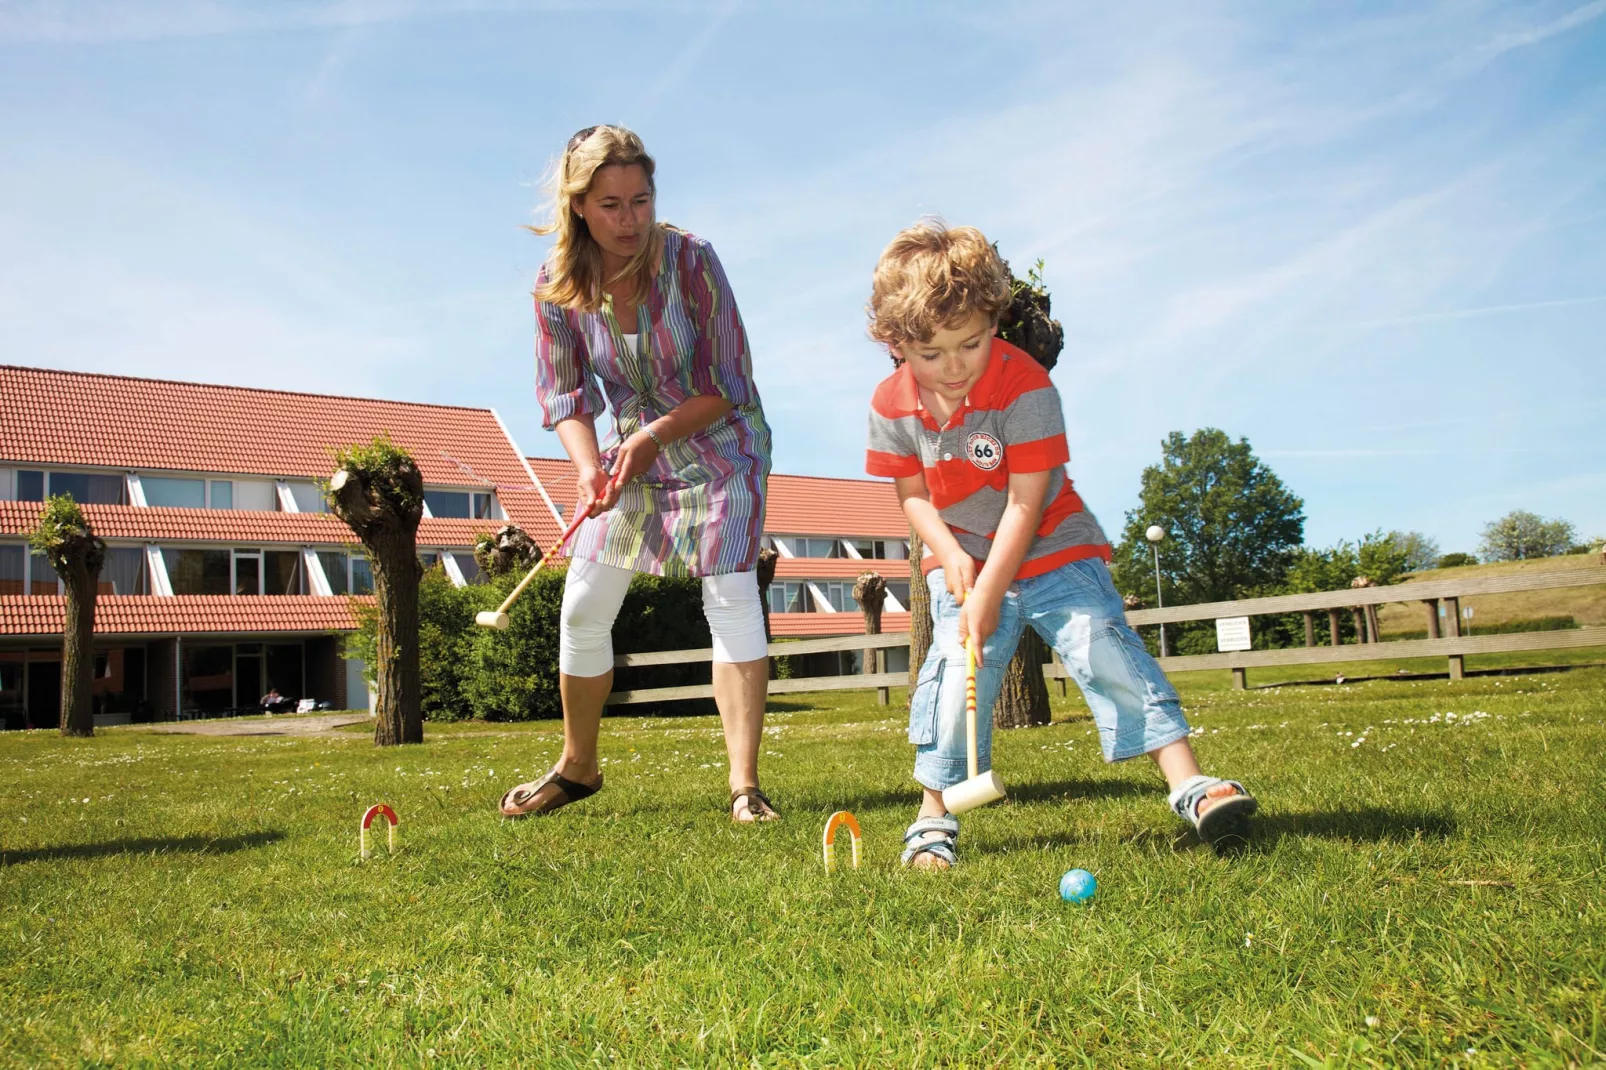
[567,126,600,153]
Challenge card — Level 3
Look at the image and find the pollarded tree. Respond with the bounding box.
[29,496,106,737]
[854,571,887,684]
[991,257,1059,729]
[328,436,425,746]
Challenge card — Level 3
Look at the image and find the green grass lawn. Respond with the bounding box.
[3,664,1604,1068]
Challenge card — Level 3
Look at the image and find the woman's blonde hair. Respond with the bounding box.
[867,219,1011,349]
[530,125,664,312]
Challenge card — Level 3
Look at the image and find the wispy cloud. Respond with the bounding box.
[1474,0,1606,61]
[1309,293,1606,332]
[0,0,720,43]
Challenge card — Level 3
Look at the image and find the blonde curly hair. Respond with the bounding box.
[867,219,1011,350]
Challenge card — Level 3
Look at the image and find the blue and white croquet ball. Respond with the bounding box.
[1059,868,1097,904]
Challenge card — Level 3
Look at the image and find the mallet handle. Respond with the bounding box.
[965,641,979,780]
[492,503,593,616]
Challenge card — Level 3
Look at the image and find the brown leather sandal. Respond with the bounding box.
[499,769,602,818]
[730,786,780,823]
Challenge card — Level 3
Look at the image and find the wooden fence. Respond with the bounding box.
[604,564,1606,705]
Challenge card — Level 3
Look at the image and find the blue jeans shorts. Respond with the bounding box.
[910,557,1192,791]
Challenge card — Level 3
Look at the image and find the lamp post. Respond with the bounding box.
[1146,525,1167,658]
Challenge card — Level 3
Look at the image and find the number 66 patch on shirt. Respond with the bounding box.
[864,337,1111,579]
[967,431,1003,470]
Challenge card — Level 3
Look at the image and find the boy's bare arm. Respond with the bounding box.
[894,473,976,596]
[964,469,1052,663]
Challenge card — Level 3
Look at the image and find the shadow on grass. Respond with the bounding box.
[2,830,286,866]
[982,807,1457,857]
[781,777,1153,816]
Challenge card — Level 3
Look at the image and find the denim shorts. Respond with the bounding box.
[909,557,1192,790]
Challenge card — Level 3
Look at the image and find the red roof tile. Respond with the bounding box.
[773,558,915,580]
[0,501,515,548]
[0,365,560,544]
[771,611,912,638]
[526,456,907,539]
[0,595,367,637]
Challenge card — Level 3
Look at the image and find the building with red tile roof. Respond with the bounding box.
[1,364,559,728]
[0,362,920,728]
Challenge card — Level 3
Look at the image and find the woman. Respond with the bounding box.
[498,125,778,822]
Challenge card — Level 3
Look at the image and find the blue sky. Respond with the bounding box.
[2,0,1602,554]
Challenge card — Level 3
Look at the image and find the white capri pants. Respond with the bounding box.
[559,557,769,677]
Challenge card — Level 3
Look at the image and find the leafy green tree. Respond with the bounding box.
[1387,530,1440,574]
[29,497,106,737]
[1357,530,1411,587]
[1478,511,1576,561]
[1437,552,1478,569]
[1114,429,1305,609]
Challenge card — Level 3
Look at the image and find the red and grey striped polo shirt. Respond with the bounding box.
[865,338,1111,580]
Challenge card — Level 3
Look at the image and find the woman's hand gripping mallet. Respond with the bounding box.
[940,638,1008,814]
[474,503,594,630]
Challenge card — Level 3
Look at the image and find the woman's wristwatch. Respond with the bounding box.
[641,425,666,450]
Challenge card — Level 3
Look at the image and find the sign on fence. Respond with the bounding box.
[1215,616,1252,652]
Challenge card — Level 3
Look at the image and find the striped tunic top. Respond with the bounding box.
[534,227,771,577]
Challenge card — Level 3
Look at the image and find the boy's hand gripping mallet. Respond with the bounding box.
[940,639,1007,814]
[474,504,592,630]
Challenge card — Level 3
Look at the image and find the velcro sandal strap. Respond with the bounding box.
[1168,775,1248,825]
[902,815,959,844]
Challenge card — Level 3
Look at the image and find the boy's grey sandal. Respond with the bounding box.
[1169,775,1257,845]
[901,814,960,868]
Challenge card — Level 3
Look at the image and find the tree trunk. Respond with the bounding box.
[994,629,1052,729]
[371,527,423,746]
[854,572,888,705]
[756,547,779,642]
[58,543,103,738]
[907,527,932,701]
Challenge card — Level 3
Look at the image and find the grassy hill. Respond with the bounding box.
[1376,552,1605,638]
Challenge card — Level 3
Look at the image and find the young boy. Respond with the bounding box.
[863,220,1256,868]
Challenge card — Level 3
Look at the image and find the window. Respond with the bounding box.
[886,581,911,608]
[452,553,482,585]
[770,581,812,614]
[286,482,325,513]
[209,481,233,510]
[820,580,858,612]
[163,549,231,595]
[781,537,842,558]
[473,492,497,519]
[424,491,470,519]
[234,552,261,596]
[263,551,305,595]
[144,477,206,509]
[420,551,440,570]
[30,551,57,595]
[265,643,305,699]
[847,538,908,561]
[234,481,276,511]
[16,471,44,501]
[0,545,23,595]
[317,551,348,595]
[182,645,235,712]
[350,556,373,595]
[49,472,126,505]
[100,548,149,595]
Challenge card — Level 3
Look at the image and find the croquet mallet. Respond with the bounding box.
[474,503,593,630]
[940,639,1007,814]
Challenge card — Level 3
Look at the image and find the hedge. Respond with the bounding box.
[347,564,716,721]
